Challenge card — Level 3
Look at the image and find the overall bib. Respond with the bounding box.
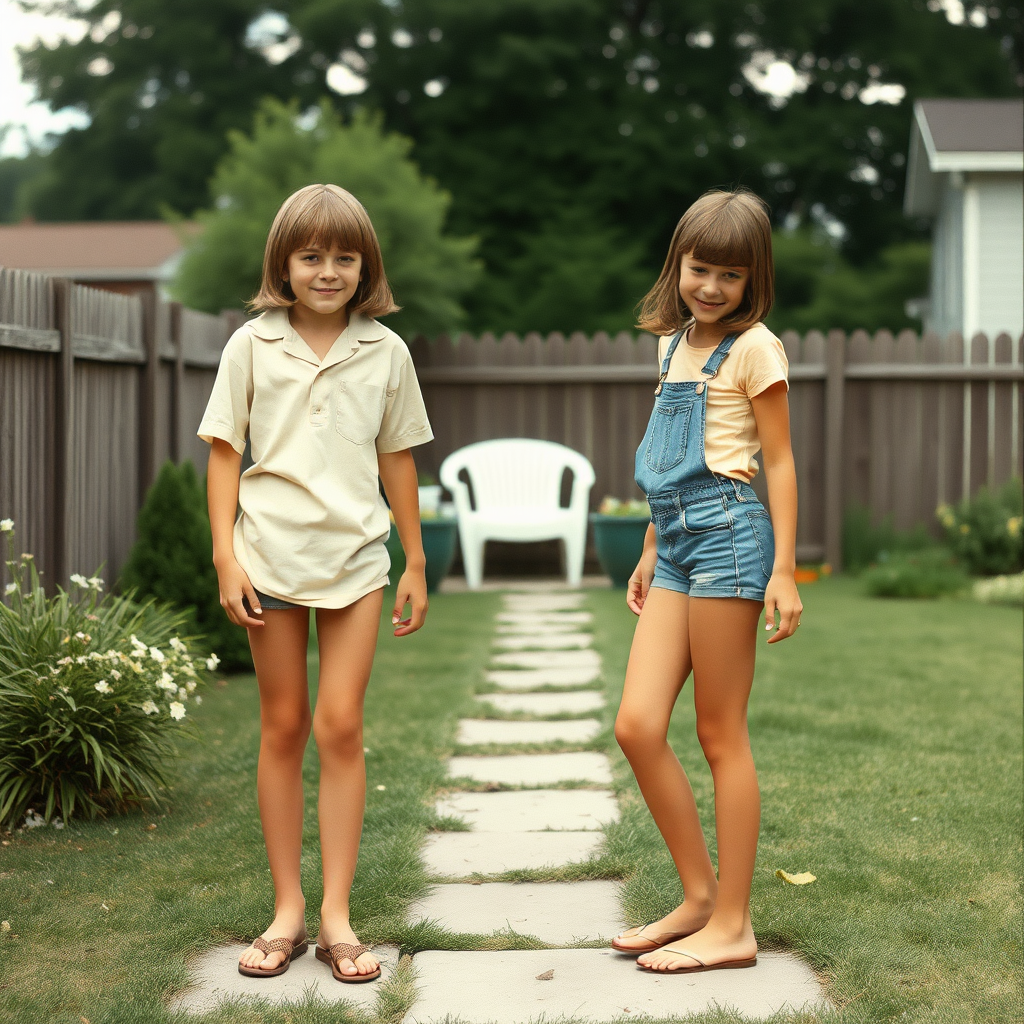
[634,332,775,601]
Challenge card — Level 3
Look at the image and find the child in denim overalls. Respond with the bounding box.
[612,189,802,974]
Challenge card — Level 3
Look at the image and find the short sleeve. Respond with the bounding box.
[197,328,254,454]
[740,330,789,398]
[376,345,434,454]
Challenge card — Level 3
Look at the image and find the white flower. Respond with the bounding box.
[157,672,176,692]
[75,656,88,665]
[149,647,165,663]
[70,574,88,587]
[75,631,91,642]
[57,657,71,667]
[194,695,202,705]
[205,653,220,671]
[169,637,187,654]
[130,635,147,652]
[141,700,158,715]
[94,680,111,694]
[182,663,196,677]
[185,680,196,693]
[0,519,13,532]
[177,687,187,700]
[130,661,143,673]
[87,576,104,590]
[110,669,121,680]
[4,583,17,595]
[168,701,186,720]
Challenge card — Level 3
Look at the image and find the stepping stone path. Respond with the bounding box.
[405,586,829,1023]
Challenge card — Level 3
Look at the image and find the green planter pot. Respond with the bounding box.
[590,514,651,588]
[385,517,459,593]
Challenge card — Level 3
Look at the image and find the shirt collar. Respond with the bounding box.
[249,309,388,369]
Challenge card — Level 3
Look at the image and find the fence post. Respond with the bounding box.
[138,290,159,503]
[51,279,74,593]
[169,302,183,463]
[824,330,846,571]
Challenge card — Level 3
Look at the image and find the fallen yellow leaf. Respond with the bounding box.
[776,869,817,885]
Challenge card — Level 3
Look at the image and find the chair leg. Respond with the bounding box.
[562,527,587,588]
[460,527,485,590]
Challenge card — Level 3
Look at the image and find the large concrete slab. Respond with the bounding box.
[493,633,593,650]
[448,752,613,786]
[422,831,603,876]
[496,621,589,636]
[476,691,605,715]
[408,882,624,945]
[436,790,620,832]
[404,949,828,1023]
[171,943,400,1014]
[491,649,601,670]
[502,594,586,611]
[496,611,593,625]
[457,719,602,745]
[485,667,601,689]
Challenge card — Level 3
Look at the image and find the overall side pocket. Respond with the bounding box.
[747,509,775,578]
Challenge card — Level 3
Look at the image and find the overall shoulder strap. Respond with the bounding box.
[700,333,739,378]
[660,331,685,376]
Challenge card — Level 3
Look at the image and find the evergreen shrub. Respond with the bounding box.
[120,461,251,670]
[0,523,213,825]
[842,505,933,574]
[936,478,1023,577]
[861,548,970,599]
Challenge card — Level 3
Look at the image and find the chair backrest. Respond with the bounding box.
[440,439,595,511]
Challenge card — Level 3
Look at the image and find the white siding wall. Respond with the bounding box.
[927,177,963,337]
[975,172,1024,337]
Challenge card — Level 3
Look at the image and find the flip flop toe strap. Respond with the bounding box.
[253,936,295,958]
[663,947,705,967]
[329,942,372,965]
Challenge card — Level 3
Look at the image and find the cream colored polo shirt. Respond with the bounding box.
[198,309,433,608]
[660,324,789,482]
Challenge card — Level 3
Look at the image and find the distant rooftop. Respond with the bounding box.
[0,220,198,281]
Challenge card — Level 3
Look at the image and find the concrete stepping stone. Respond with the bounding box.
[497,611,593,625]
[421,831,603,876]
[408,881,624,944]
[485,667,600,689]
[457,719,601,745]
[403,949,828,1023]
[496,621,588,635]
[491,649,600,669]
[448,752,612,786]
[436,790,619,832]
[476,691,605,715]
[493,633,593,650]
[502,594,586,611]
[171,943,400,1014]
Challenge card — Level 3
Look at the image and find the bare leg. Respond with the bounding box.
[613,588,717,949]
[313,588,385,978]
[238,609,312,971]
[639,596,762,971]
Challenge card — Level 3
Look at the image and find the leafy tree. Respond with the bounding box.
[120,460,251,671]
[170,98,478,337]
[0,150,46,222]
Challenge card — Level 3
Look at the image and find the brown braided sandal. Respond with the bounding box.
[315,940,382,983]
[237,932,308,977]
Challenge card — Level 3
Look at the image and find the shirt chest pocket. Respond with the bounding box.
[335,380,385,445]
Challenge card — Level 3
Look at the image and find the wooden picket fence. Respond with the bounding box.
[1,266,1021,592]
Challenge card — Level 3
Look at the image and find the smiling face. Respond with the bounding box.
[283,244,364,317]
[678,252,750,328]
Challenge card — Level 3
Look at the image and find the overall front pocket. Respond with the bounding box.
[335,381,385,445]
[681,497,731,533]
[644,399,696,474]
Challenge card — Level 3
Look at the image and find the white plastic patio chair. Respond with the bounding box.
[439,439,596,590]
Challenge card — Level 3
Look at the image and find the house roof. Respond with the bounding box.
[0,221,198,281]
[905,98,1024,216]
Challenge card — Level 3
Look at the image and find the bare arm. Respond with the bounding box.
[626,521,658,616]
[378,448,428,636]
[750,382,803,642]
[207,438,263,628]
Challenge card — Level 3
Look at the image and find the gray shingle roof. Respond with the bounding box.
[917,98,1023,154]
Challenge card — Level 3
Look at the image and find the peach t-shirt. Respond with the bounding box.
[658,324,789,482]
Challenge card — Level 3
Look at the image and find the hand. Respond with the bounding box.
[215,558,264,628]
[626,546,659,616]
[763,572,802,643]
[392,567,428,636]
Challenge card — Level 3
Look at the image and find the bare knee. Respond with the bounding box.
[261,708,311,759]
[313,705,363,760]
[695,717,750,769]
[615,709,666,757]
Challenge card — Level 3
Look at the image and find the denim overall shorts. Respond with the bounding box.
[634,331,775,601]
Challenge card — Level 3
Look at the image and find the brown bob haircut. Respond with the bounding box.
[250,183,399,318]
[637,188,774,336]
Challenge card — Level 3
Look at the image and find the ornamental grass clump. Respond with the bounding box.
[0,522,217,826]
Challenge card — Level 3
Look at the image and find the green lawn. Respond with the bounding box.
[0,579,1020,1024]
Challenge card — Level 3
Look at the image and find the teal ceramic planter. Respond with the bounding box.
[385,517,459,593]
[590,514,651,588]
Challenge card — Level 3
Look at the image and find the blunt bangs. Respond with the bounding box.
[250,183,399,318]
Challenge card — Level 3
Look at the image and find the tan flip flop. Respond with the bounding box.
[315,940,382,983]
[611,924,693,953]
[237,933,308,977]
[636,946,757,974]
